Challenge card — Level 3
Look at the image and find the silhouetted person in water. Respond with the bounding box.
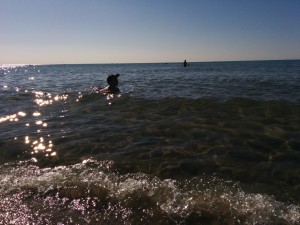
[183,60,187,67]
[95,74,120,93]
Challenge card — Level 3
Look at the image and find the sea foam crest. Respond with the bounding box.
[0,159,299,224]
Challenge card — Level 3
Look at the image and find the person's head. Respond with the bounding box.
[107,74,119,87]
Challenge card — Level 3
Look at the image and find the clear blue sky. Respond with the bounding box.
[1,0,299,64]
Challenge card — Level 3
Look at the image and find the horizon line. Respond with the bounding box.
[1,58,299,66]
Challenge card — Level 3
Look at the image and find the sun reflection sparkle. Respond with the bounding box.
[25,135,56,158]
[0,85,65,161]
[0,110,57,160]
[76,92,83,102]
[33,112,41,117]
[34,91,68,106]
[0,111,27,123]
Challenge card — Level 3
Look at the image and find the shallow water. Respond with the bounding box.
[1,159,299,224]
[0,61,300,224]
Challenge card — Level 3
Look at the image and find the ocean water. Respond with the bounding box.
[0,60,300,224]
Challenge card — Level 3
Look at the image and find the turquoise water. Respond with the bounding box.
[0,61,300,224]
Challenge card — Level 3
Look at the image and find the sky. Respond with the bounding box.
[0,0,300,64]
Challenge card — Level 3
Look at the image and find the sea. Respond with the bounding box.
[0,60,299,224]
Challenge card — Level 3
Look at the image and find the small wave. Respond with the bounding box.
[0,159,299,224]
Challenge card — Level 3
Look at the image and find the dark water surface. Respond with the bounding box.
[0,61,300,224]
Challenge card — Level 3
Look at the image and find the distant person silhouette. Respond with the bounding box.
[183,60,188,67]
[94,74,120,94]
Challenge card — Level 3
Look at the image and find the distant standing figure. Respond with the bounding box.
[95,74,120,94]
[183,60,187,67]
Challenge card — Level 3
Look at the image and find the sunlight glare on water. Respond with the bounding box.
[0,111,27,123]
